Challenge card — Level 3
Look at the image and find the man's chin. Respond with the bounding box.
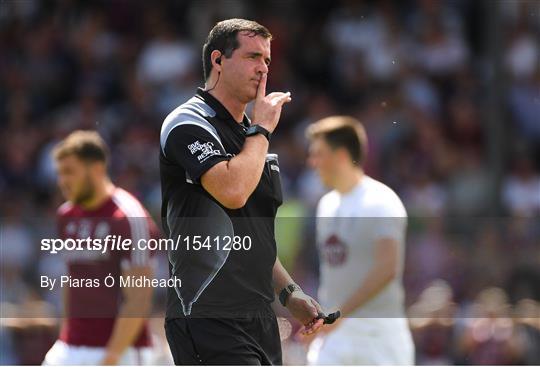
[320,177,333,189]
[245,85,258,101]
[240,93,257,104]
[72,193,93,206]
[61,192,73,202]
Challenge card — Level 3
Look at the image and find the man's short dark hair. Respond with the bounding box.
[53,130,109,164]
[306,116,368,166]
[202,18,272,81]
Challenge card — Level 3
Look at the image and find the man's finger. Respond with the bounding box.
[301,318,324,335]
[256,73,267,100]
[268,92,290,103]
[273,92,291,106]
[305,299,318,317]
[310,299,323,314]
[311,318,324,332]
[267,92,286,99]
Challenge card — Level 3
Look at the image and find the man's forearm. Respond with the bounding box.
[272,257,295,294]
[226,134,268,195]
[104,315,148,362]
[339,238,399,316]
[201,134,269,208]
[103,267,153,363]
[339,264,395,317]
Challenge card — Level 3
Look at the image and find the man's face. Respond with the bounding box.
[308,137,341,188]
[221,32,271,103]
[55,155,97,205]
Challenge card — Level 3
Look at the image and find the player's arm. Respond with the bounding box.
[164,123,267,209]
[201,74,291,209]
[301,238,400,341]
[272,257,323,334]
[272,256,295,294]
[201,134,269,208]
[338,237,399,317]
[101,264,153,365]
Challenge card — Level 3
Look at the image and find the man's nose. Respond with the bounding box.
[257,60,268,75]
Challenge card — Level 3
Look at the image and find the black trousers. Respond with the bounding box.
[165,314,282,365]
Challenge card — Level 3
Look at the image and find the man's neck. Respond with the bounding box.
[80,180,115,211]
[207,85,246,123]
[334,168,364,194]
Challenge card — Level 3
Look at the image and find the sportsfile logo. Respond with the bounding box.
[188,140,221,163]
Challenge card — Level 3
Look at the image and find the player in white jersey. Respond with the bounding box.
[304,116,414,365]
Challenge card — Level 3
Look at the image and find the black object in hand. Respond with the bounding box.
[317,311,341,324]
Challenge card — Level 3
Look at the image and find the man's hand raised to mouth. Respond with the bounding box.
[251,73,291,133]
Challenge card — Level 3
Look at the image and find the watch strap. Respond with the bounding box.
[245,124,271,142]
[279,283,302,307]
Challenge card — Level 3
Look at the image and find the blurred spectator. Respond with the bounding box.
[508,68,540,142]
[446,149,492,215]
[513,299,540,365]
[137,23,196,87]
[505,27,539,81]
[456,288,523,365]
[404,218,462,302]
[402,172,448,216]
[408,280,457,365]
[502,155,540,216]
[413,19,468,77]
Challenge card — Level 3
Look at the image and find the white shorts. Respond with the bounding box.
[307,318,415,365]
[42,340,155,365]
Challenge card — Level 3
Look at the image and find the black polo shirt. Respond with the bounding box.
[160,88,283,319]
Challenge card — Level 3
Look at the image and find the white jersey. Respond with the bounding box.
[43,340,155,365]
[316,176,407,319]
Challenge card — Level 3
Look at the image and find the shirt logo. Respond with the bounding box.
[188,140,221,163]
[322,234,348,266]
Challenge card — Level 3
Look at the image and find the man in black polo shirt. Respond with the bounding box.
[160,19,324,365]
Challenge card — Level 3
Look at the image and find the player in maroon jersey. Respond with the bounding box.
[43,131,158,365]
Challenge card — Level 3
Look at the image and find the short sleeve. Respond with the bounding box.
[373,194,407,242]
[163,124,230,182]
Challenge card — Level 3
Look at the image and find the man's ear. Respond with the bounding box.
[90,161,107,178]
[211,50,223,72]
[335,147,355,167]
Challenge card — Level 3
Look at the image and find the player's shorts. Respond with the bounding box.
[165,306,282,365]
[42,340,154,365]
[307,318,414,365]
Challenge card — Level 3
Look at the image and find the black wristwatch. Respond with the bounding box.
[245,124,271,142]
[279,284,302,307]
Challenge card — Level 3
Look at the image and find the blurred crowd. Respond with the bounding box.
[1,0,539,364]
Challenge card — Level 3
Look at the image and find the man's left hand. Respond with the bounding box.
[286,292,324,335]
[297,316,343,345]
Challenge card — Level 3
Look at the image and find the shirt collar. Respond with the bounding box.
[196,88,251,129]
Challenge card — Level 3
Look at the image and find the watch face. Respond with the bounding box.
[288,284,299,293]
[287,285,294,293]
[246,125,270,140]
